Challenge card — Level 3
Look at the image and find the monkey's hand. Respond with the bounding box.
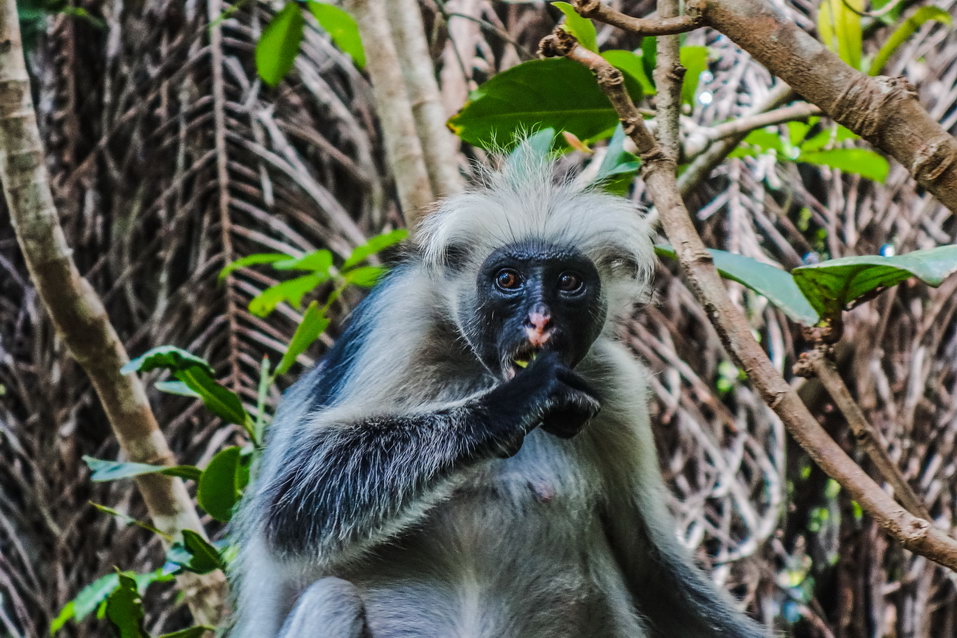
[487,351,600,445]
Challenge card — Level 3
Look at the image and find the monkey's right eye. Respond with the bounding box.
[494,268,522,291]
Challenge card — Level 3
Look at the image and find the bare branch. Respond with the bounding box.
[572,0,704,36]
[683,101,822,160]
[796,346,932,520]
[539,28,957,572]
[0,0,225,624]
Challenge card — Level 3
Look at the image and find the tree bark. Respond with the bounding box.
[0,0,224,626]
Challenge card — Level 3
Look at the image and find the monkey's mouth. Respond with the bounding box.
[502,346,542,380]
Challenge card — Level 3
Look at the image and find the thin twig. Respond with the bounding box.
[796,346,932,520]
[539,27,957,572]
[572,0,704,36]
[683,102,823,161]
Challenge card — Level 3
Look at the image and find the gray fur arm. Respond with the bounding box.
[259,393,530,563]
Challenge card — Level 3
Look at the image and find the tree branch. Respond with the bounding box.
[344,0,435,224]
[572,0,704,36]
[796,346,931,520]
[576,0,957,212]
[0,0,225,625]
[683,101,822,161]
[539,28,957,572]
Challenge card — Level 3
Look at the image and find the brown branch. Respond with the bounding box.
[0,0,225,625]
[578,0,957,213]
[572,0,704,36]
[796,346,932,520]
[652,0,682,161]
[539,28,957,572]
[678,83,795,196]
[344,0,435,223]
[683,101,823,161]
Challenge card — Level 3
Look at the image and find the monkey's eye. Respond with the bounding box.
[557,272,583,293]
[494,268,522,291]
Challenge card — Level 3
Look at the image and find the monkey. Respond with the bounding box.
[228,156,767,638]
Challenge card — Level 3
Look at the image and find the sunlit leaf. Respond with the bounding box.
[590,123,639,195]
[680,46,709,108]
[798,148,889,183]
[121,345,213,376]
[342,229,409,269]
[343,266,385,287]
[600,50,655,95]
[249,273,325,316]
[275,301,330,376]
[552,2,598,53]
[869,7,951,75]
[306,1,365,67]
[256,2,306,86]
[219,252,291,280]
[105,572,148,638]
[818,0,864,70]
[273,249,334,274]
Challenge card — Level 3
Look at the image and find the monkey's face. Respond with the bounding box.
[464,241,606,381]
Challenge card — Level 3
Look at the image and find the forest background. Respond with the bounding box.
[2,0,957,636]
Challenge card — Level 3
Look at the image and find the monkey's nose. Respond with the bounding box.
[524,305,552,346]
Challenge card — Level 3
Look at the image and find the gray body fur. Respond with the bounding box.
[229,163,765,638]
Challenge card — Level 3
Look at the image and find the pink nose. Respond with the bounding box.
[525,307,552,346]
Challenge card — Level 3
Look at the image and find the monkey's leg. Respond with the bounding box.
[278,577,369,638]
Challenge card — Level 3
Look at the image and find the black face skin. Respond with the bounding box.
[466,240,606,380]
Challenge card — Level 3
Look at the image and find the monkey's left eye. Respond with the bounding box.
[557,272,583,293]
[495,268,522,290]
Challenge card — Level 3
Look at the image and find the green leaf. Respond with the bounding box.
[792,245,957,319]
[343,266,385,287]
[219,253,291,280]
[447,58,639,150]
[869,6,952,75]
[158,628,215,638]
[249,273,324,316]
[679,46,709,108]
[306,1,365,67]
[256,2,306,86]
[655,245,820,325]
[818,0,864,70]
[640,37,657,89]
[591,123,639,194]
[83,456,202,482]
[797,148,889,183]
[198,446,246,522]
[600,50,655,95]
[121,345,214,376]
[552,2,598,53]
[273,249,334,274]
[105,572,148,638]
[342,228,409,269]
[275,301,330,376]
[154,380,200,398]
[167,530,226,574]
[50,569,174,635]
[174,366,250,426]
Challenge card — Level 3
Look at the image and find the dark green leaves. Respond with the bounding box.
[197,446,251,523]
[256,2,305,86]
[657,244,957,325]
[122,345,251,429]
[793,245,957,318]
[105,572,148,638]
[448,58,634,150]
[167,531,226,574]
[275,301,330,376]
[84,456,201,483]
[655,246,819,325]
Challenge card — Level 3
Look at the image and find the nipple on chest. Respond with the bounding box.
[530,480,557,503]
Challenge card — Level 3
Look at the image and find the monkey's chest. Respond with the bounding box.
[350,431,641,637]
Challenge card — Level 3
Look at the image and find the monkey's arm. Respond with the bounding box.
[259,365,562,564]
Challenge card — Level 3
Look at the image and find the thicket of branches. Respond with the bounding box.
[1,0,956,636]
